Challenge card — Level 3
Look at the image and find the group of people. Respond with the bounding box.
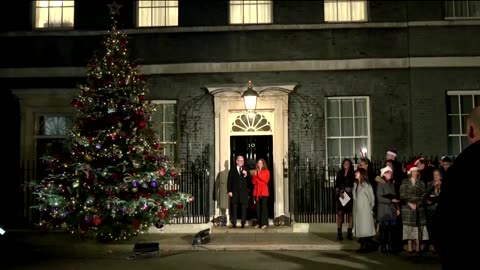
[335,151,447,253]
[224,106,480,269]
[335,105,480,266]
[227,155,270,229]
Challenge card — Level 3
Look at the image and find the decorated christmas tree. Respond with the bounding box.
[33,8,191,241]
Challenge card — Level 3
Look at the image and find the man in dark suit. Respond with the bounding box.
[227,155,250,228]
[435,106,480,269]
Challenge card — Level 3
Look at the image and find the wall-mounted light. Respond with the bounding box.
[242,80,259,112]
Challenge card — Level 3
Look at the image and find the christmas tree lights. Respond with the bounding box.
[32,14,192,241]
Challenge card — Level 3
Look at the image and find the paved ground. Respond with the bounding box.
[0,229,440,269]
[3,249,440,270]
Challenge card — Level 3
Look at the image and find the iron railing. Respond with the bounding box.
[289,166,338,223]
[19,160,210,225]
[289,155,444,223]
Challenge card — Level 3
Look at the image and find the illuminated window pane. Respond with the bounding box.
[137,0,178,27]
[324,0,367,22]
[230,0,272,24]
[35,1,75,28]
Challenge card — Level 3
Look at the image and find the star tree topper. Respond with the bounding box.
[108,1,123,15]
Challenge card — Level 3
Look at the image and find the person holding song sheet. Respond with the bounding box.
[400,163,428,253]
[376,166,400,253]
[335,159,355,241]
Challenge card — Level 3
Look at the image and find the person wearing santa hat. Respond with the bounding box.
[414,157,433,185]
[376,166,400,253]
[400,163,428,253]
[386,149,397,160]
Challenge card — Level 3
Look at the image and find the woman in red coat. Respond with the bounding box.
[253,158,270,229]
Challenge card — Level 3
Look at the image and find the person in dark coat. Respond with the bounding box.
[227,155,251,228]
[435,106,480,269]
[376,166,400,253]
[439,156,452,175]
[384,158,405,253]
[335,158,355,240]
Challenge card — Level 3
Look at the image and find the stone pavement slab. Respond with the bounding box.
[3,249,441,270]
[0,230,358,255]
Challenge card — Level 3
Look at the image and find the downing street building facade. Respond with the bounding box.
[1,0,480,228]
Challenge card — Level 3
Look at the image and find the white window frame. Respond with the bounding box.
[229,0,273,25]
[136,0,179,27]
[33,1,75,29]
[446,90,480,155]
[325,96,371,168]
[151,100,178,160]
[324,0,368,23]
[34,113,75,171]
[445,0,480,19]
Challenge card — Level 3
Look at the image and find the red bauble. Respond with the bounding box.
[92,216,102,226]
[135,109,144,116]
[138,95,145,101]
[176,204,183,209]
[71,99,84,108]
[112,115,120,124]
[112,173,120,180]
[138,119,147,129]
[133,220,140,229]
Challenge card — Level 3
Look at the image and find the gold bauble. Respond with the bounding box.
[84,154,93,162]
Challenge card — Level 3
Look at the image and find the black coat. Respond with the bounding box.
[227,167,251,204]
[435,140,480,267]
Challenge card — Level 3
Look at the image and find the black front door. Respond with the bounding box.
[230,135,274,219]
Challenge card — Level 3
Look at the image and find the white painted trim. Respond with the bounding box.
[151,100,178,104]
[3,57,480,78]
[0,22,408,37]
[211,82,296,219]
[409,57,480,68]
[4,20,480,37]
[408,19,480,26]
[324,96,371,168]
[446,90,480,95]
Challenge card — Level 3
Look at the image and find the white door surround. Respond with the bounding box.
[205,82,298,219]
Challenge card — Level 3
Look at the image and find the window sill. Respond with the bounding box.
[444,17,480,20]
[33,27,75,31]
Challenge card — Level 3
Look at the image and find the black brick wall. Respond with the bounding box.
[2,0,480,224]
[410,68,480,156]
[1,27,408,68]
[143,69,412,166]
